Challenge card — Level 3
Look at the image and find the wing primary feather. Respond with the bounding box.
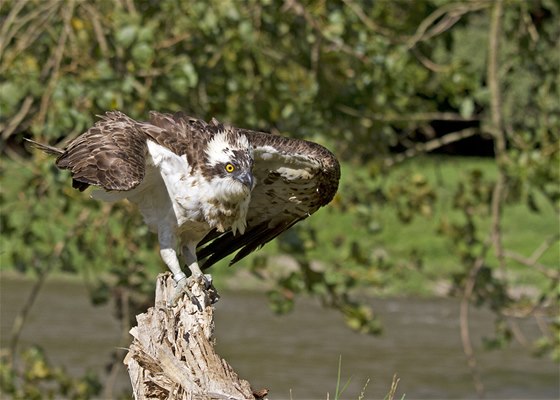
[197,222,270,268]
[197,228,222,247]
[228,219,300,265]
[24,138,64,156]
[198,218,302,270]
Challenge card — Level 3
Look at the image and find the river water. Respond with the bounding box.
[0,275,558,399]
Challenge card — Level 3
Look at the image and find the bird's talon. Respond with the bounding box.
[167,273,216,310]
[202,273,212,289]
[190,295,203,312]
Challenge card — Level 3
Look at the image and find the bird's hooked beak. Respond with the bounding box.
[235,170,255,190]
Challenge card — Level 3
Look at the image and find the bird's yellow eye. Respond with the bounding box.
[225,163,235,173]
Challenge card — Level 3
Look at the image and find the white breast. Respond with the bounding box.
[95,140,250,240]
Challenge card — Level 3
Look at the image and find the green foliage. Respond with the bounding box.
[0,346,101,399]
[1,0,559,396]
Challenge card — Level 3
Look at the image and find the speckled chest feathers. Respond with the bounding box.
[190,124,254,234]
[143,121,255,237]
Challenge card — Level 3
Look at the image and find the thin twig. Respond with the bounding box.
[411,47,452,73]
[384,127,480,167]
[508,318,529,347]
[0,0,28,57]
[35,0,76,129]
[82,3,109,57]
[341,0,406,42]
[103,288,131,399]
[407,1,491,49]
[155,32,191,50]
[0,1,60,72]
[123,0,138,16]
[460,237,490,398]
[503,250,559,280]
[8,244,59,362]
[337,105,480,122]
[1,95,34,139]
[528,234,560,264]
[488,0,508,276]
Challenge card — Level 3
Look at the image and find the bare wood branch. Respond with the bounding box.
[124,273,258,399]
[35,0,76,130]
[503,250,559,280]
[407,1,491,49]
[103,288,132,400]
[1,95,34,139]
[384,127,480,167]
[488,0,506,160]
[411,47,452,73]
[156,32,192,50]
[459,235,490,399]
[0,0,29,57]
[123,0,138,16]
[82,3,110,57]
[337,105,481,122]
[341,0,406,42]
[487,0,508,276]
[0,1,61,72]
[528,234,559,264]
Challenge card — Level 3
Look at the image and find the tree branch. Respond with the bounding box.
[503,249,559,280]
[1,95,34,139]
[488,0,507,274]
[35,0,76,130]
[384,127,480,167]
[341,0,406,42]
[460,239,490,399]
[407,1,491,49]
[82,3,110,58]
[337,105,481,122]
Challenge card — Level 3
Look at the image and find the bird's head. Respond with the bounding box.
[204,126,255,200]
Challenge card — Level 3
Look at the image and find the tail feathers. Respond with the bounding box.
[24,138,64,156]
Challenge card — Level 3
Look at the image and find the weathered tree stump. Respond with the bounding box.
[124,273,258,399]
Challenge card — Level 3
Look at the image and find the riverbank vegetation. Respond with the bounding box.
[1,0,558,398]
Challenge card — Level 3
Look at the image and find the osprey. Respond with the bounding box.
[28,111,340,305]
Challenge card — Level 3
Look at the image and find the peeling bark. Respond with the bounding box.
[124,273,258,400]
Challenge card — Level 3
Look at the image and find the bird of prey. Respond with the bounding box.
[27,111,340,306]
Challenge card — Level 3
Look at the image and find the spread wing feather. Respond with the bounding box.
[197,130,340,269]
[44,111,223,192]
[53,111,149,191]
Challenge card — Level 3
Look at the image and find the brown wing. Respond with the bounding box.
[55,111,149,191]
[145,111,223,170]
[197,130,340,269]
[54,111,219,192]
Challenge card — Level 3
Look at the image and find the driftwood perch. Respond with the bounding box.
[124,273,259,399]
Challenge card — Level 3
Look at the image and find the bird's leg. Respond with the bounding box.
[182,243,212,290]
[182,242,219,304]
[158,229,201,309]
[160,247,202,309]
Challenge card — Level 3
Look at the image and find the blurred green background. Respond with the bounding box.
[1,0,558,398]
